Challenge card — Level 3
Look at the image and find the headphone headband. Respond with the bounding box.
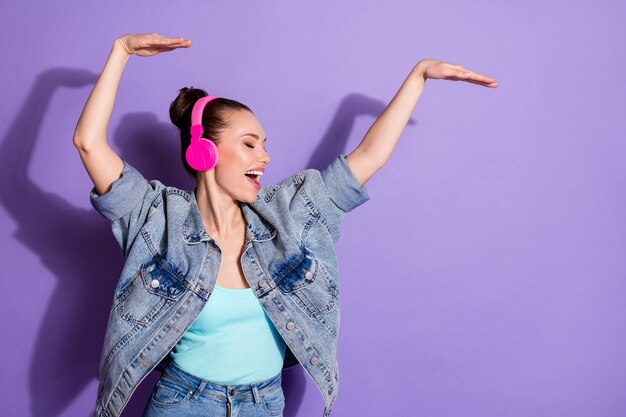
[190,95,220,137]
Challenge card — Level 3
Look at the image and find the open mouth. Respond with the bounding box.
[244,173,261,183]
[244,170,263,186]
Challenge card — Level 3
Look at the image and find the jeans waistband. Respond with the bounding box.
[162,360,282,400]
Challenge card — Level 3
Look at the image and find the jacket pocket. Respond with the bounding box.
[274,246,338,318]
[114,257,187,326]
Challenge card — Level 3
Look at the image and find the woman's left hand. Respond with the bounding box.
[414,59,499,88]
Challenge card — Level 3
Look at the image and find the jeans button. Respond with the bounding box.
[150,279,160,288]
[310,356,319,365]
[286,322,295,330]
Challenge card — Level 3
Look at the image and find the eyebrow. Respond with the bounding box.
[241,133,267,142]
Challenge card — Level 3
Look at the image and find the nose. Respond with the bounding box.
[259,147,270,165]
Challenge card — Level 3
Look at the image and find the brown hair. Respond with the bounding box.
[169,87,252,179]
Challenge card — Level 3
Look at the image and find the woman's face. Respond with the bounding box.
[211,109,270,203]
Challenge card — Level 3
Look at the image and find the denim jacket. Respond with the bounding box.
[90,154,370,417]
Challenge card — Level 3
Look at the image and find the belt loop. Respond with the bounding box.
[191,380,207,402]
[251,384,261,404]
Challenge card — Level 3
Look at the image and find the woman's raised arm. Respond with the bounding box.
[73,33,191,196]
[345,59,498,187]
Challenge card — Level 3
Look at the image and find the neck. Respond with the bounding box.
[194,180,245,240]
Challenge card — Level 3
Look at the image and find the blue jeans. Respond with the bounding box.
[142,361,285,417]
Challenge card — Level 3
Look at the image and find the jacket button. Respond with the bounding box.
[310,356,319,365]
[150,279,160,288]
[286,322,295,330]
[259,279,267,287]
[305,271,313,280]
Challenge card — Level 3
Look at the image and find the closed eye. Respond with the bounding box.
[245,143,267,152]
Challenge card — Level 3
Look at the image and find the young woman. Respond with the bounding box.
[74,33,497,417]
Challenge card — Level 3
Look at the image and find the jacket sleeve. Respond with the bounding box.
[303,154,370,242]
[89,161,160,259]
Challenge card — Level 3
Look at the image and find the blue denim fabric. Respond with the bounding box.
[90,154,370,417]
[142,361,284,417]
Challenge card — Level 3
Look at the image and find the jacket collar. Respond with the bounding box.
[183,189,276,244]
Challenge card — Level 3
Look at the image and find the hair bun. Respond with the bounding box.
[169,87,208,130]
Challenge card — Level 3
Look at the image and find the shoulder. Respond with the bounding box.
[256,168,323,204]
[90,161,168,222]
[256,155,369,214]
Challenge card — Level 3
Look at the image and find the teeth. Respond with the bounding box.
[244,170,263,176]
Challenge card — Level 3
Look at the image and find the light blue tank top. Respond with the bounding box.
[170,284,286,384]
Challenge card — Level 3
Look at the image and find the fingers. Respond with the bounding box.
[452,65,498,88]
[165,39,192,49]
[155,45,190,53]
[153,36,192,47]
[156,41,192,53]
[464,77,499,88]
[157,36,184,43]
[463,73,498,87]
[152,38,192,52]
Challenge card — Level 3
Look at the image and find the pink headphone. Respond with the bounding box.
[186,95,220,171]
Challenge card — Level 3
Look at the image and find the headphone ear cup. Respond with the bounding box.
[186,137,219,172]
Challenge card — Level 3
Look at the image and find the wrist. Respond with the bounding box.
[113,36,132,56]
[411,61,427,82]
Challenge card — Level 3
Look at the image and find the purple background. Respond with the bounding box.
[1,1,625,416]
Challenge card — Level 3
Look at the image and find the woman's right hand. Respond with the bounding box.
[116,33,192,57]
